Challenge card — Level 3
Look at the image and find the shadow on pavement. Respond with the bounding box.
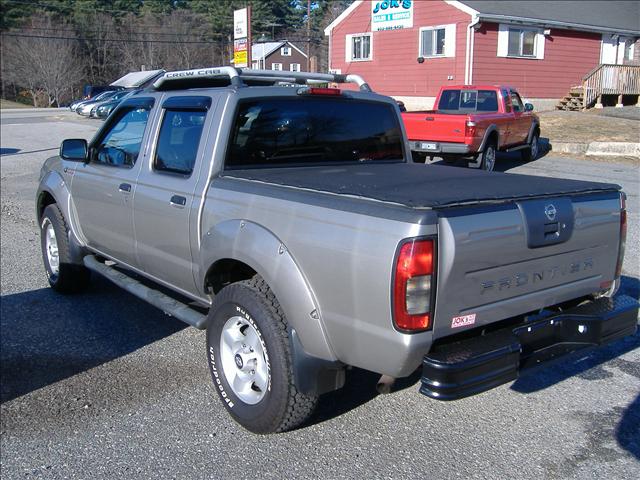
[307,367,422,428]
[426,136,551,172]
[0,276,186,403]
[617,393,640,460]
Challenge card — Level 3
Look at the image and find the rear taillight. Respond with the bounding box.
[465,120,476,138]
[393,238,435,332]
[615,192,627,278]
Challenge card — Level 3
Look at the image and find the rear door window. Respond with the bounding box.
[225,97,404,168]
[154,110,207,176]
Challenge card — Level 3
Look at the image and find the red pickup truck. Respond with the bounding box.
[402,85,540,171]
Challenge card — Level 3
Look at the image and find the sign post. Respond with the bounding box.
[233,7,252,68]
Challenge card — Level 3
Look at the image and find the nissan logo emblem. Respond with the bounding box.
[545,204,557,221]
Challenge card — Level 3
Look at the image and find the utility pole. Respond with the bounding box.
[306,0,311,72]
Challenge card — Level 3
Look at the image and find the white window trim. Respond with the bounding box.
[497,24,545,60]
[626,40,635,61]
[271,63,283,71]
[281,46,291,56]
[345,32,372,62]
[289,63,301,72]
[419,24,456,58]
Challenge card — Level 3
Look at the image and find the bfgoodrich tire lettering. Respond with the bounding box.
[206,275,318,434]
[40,204,90,293]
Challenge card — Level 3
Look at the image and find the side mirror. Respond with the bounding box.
[524,103,534,112]
[60,139,88,162]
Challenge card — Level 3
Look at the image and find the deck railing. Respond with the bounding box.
[582,64,640,109]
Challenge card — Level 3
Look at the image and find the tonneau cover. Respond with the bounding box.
[222,163,620,209]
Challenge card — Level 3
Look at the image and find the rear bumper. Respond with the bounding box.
[420,295,638,400]
[410,141,471,155]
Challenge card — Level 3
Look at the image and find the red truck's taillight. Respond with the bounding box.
[393,238,435,332]
[465,120,477,138]
[615,193,627,279]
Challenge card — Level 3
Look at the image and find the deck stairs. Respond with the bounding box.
[555,87,584,111]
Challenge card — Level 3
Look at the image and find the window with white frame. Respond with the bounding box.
[290,63,301,72]
[419,25,456,58]
[281,46,291,56]
[346,33,372,61]
[272,63,282,71]
[508,28,537,57]
[497,24,545,59]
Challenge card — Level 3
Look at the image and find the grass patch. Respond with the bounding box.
[0,99,35,109]
[538,110,639,143]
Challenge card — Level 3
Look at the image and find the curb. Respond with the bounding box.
[1,107,68,113]
[551,141,640,157]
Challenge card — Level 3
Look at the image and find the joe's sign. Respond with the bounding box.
[371,0,413,31]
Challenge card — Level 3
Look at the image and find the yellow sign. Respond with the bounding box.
[234,49,248,66]
[234,38,248,67]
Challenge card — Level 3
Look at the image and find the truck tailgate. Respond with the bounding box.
[402,111,468,143]
[433,193,622,339]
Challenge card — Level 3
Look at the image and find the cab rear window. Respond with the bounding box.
[437,90,499,113]
[225,97,404,168]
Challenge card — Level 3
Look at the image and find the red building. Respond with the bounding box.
[325,1,640,110]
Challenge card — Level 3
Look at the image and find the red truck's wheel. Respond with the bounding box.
[521,132,540,162]
[206,275,318,433]
[480,142,497,172]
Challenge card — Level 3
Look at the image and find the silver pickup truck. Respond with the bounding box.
[37,67,637,434]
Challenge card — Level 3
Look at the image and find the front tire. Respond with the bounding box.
[40,204,90,293]
[521,131,540,162]
[206,276,318,434]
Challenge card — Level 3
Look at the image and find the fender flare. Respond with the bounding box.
[479,124,499,152]
[37,171,86,265]
[526,120,540,144]
[199,219,336,362]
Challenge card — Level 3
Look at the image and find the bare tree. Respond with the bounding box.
[73,12,118,84]
[2,16,84,106]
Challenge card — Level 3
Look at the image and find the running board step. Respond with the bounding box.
[505,144,528,153]
[83,255,208,329]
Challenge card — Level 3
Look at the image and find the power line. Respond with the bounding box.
[15,25,219,38]
[2,0,153,16]
[0,32,220,45]
[1,32,325,45]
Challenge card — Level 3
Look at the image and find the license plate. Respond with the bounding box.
[421,142,438,151]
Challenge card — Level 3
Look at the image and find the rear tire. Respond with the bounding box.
[480,141,497,171]
[206,275,318,434]
[521,131,540,162]
[412,151,427,163]
[40,204,90,293]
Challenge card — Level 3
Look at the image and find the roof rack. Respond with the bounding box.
[151,66,372,92]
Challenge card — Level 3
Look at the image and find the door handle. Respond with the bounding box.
[119,183,131,193]
[170,195,186,207]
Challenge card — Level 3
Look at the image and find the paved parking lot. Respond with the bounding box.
[1,109,638,479]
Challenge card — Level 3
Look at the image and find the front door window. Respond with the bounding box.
[94,107,150,167]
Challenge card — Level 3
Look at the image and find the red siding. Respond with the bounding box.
[471,24,602,98]
[330,1,471,95]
